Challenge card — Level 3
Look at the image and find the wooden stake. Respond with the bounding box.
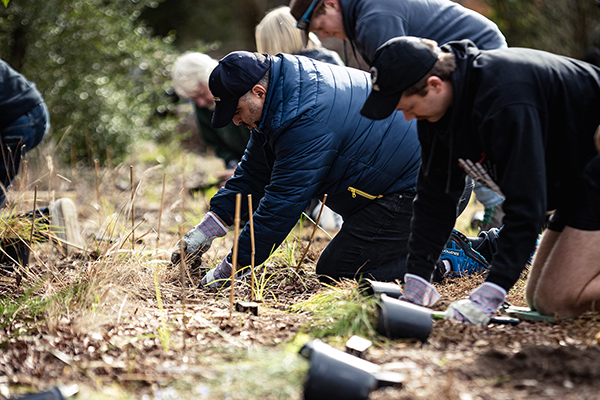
[157,172,167,247]
[178,224,194,287]
[22,159,28,191]
[94,159,101,207]
[46,155,55,204]
[229,193,242,324]
[70,145,77,175]
[295,194,328,276]
[248,194,256,301]
[130,165,135,248]
[29,186,38,245]
[20,144,27,191]
[179,224,187,291]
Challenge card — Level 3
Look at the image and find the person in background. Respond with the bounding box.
[256,5,344,66]
[361,36,600,323]
[289,0,507,231]
[172,53,250,184]
[256,5,344,230]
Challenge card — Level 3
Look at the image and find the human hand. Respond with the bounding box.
[170,212,228,265]
[400,273,441,306]
[444,282,506,326]
[200,255,234,289]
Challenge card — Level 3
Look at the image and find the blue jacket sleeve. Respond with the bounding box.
[355,14,408,63]
[212,118,340,267]
[210,132,271,226]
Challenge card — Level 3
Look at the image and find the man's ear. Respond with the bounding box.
[252,84,267,98]
[324,0,340,10]
[426,76,444,92]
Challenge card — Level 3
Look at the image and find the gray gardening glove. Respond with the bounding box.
[444,282,506,326]
[200,253,252,289]
[400,273,441,306]
[171,212,228,266]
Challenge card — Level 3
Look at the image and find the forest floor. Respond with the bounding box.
[1,142,599,400]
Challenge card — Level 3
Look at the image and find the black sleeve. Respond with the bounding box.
[481,105,548,290]
[406,127,466,281]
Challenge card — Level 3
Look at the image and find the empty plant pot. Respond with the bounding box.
[301,339,379,400]
[359,279,403,299]
[0,239,30,270]
[376,294,432,342]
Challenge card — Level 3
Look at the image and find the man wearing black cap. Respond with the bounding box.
[289,0,508,231]
[173,50,428,288]
[360,36,600,323]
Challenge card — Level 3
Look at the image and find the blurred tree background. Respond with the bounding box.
[1,0,599,166]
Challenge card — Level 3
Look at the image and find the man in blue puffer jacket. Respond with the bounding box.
[173,51,424,288]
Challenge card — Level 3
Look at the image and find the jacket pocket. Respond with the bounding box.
[347,186,383,200]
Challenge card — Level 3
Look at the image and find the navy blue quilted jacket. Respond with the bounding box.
[210,54,420,266]
[0,59,44,129]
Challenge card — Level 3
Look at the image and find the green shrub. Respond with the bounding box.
[0,0,180,166]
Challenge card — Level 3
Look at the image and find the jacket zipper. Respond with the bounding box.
[347,187,383,200]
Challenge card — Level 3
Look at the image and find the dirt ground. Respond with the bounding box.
[1,150,599,400]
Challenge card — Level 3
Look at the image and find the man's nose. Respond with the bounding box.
[232,115,242,126]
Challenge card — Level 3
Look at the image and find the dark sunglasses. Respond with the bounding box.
[296,0,321,30]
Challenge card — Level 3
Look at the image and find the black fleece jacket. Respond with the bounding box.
[406,40,600,291]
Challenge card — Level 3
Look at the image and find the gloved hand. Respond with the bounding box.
[400,273,441,306]
[444,282,506,326]
[200,254,251,289]
[171,212,228,265]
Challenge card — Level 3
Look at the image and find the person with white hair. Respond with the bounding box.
[172,53,250,182]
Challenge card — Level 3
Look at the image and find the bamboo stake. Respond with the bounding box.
[157,172,167,247]
[295,194,328,276]
[70,145,76,176]
[46,155,55,204]
[94,159,101,207]
[130,165,135,248]
[22,159,28,191]
[248,194,256,301]
[29,185,38,245]
[178,223,195,287]
[179,225,187,294]
[21,144,27,191]
[229,193,242,324]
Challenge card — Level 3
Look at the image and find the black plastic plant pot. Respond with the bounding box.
[0,239,30,270]
[376,294,432,342]
[301,340,379,400]
[359,279,403,299]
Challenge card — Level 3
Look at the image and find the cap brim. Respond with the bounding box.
[211,99,239,128]
[360,89,402,121]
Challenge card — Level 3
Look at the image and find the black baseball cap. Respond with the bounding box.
[360,36,440,120]
[209,51,271,128]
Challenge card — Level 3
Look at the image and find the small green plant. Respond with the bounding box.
[292,281,382,342]
[243,263,283,302]
[0,285,50,337]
